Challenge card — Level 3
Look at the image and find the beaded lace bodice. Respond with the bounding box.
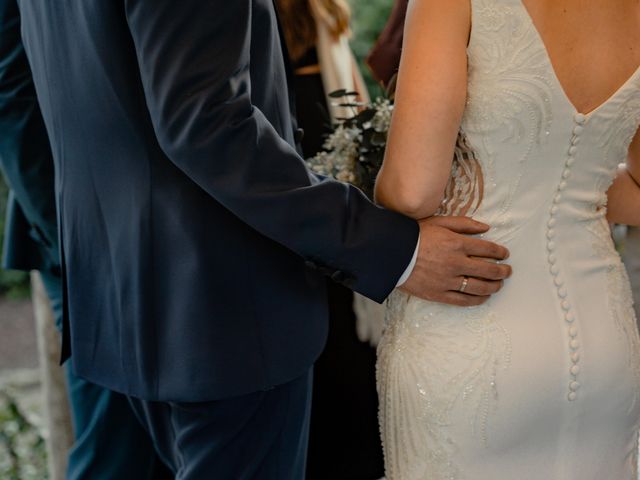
[378,1,640,479]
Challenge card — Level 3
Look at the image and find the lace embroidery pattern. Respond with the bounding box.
[585,217,640,405]
[461,0,554,237]
[591,81,640,218]
[437,133,485,217]
[585,84,640,406]
[378,292,511,480]
[599,85,640,171]
[463,0,553,143]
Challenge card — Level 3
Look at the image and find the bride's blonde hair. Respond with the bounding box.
[276,0,351,62]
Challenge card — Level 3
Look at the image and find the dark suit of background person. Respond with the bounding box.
[0,1,172,478]
[15,0,419,477]
[275,1,385,477]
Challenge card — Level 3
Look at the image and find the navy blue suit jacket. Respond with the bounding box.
[0,0,59,276]
[16,0,419,401]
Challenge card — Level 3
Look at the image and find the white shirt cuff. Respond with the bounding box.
[396,234,420,287]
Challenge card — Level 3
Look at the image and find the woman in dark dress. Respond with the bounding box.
[275,2,385,478]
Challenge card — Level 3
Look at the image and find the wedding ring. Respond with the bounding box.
[459,276,469,293]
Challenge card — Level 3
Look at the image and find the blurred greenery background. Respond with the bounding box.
[0,0,393,298]
[350,0,394,96]
[0,178,29,299]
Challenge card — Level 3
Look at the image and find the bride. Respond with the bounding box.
[375,0,640,478]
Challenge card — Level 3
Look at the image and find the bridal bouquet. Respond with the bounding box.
[305,90,393,199]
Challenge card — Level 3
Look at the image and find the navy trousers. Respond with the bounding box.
[128,370,313,480]
[39,271,171,480]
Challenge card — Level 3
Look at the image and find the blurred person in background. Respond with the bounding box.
[275,1,385,478]
[366,0,409,91]
[0,0,171,478]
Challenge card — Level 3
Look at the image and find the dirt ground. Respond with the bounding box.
[0,298,38,372]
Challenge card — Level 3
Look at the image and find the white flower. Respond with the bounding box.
[371,99,393,132]
[305,96,393,189]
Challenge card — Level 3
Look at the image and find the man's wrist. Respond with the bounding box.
[396,233,420,287]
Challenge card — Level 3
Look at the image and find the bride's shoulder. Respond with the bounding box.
[406,0,471,31]
[407,0,471,13]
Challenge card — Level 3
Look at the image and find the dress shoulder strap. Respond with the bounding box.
[468,0,520,48]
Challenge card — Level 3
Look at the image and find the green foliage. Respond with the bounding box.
[0,176,30,299]
[0,393,47,480]
[0,271,30,300]
[349,0,394,96]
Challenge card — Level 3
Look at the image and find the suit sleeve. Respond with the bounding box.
[0,0,59,263]
[124,0,419,302]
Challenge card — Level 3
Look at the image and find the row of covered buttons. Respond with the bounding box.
[546,112,586,402]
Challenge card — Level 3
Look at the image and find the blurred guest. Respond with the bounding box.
[366,0,409,89]
[0,1,170,478]
[277,0,369,152]
[275,1,385,478]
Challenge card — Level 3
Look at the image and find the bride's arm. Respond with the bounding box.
[375,0,471,219]
[606,128,640,226]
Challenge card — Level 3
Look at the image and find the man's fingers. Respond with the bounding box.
[451,277,503,296]
[406,218,512,307]
[438,291,490,307]
[461,258,512,280]
[423,216,490,235]
[462,236,510,260]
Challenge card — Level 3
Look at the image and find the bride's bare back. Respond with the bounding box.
[523,0,640,115]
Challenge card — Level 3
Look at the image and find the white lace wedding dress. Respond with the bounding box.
[377,0,640,478]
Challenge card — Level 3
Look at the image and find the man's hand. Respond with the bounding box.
[401,216,511,306]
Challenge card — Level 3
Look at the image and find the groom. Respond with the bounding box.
[15,0,511,477]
